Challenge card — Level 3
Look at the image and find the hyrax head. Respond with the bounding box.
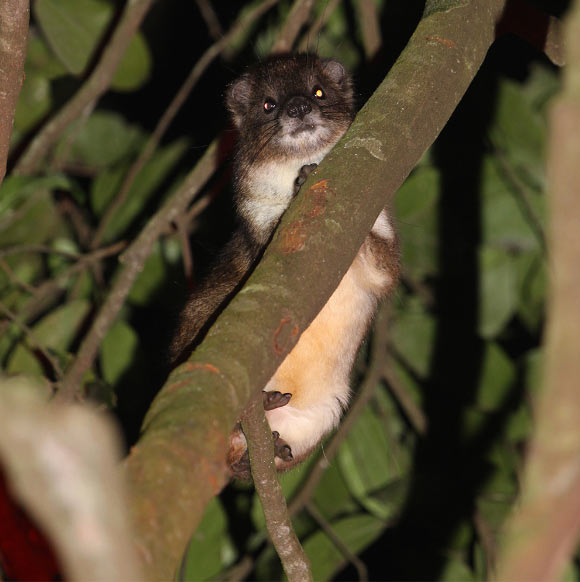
[226,54,354,160]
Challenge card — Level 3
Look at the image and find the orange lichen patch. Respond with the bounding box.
[167,379,191,393]
[425,35,457,48]
[273,314,300,356]
[200,457,221,494]
[280,219,307,253]
[182,362,221,375]
[307,179,332,218]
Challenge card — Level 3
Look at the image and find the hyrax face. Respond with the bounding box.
[226,54,354,161]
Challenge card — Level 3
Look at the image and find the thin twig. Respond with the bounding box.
[175,215,194,286]
[195,0,223,41]
[493,145,547,253]
[90,0,278,250]
[297,0,341,52]
[215,555,254,582]
[288,303,392,516]
[382,362,428,436]
[0,257,37,295]
[305,501,368,581]
[0,244,82,260]
[242,394,313,582]
[13,0,154,176]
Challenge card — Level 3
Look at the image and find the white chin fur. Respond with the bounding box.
[241,142,334,234]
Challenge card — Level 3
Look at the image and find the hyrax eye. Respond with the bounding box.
[263,98,277,113]
[313,86,325,99]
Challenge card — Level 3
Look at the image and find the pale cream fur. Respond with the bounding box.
[263,216,393,459]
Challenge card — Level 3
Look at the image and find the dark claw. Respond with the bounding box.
[293,163,318,195]
[263,390,292,411]
[273,431,293,461]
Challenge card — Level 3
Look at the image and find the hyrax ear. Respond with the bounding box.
[226,75,253,128]
[321,58,353,105]
[322,58,348,87]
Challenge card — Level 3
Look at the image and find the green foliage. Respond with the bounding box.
[34,0,151,90]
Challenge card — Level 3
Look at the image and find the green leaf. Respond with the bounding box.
[100,320,138,385]
[13,72,52,135]
[111,32,151,92]
[312,456,359,521]
[0,190,65,248]
[474,342,516,411]
[56,111,144,170]
[7,300,91,376]
[25,31,68,80]
[303,514,385,581]
[514,251,546,333]
[489,79,546,190]
[34,0,151,91]
[395,166,440,280]
[129,238,182,307]
[480,156,545,252]
[391,296,436,378]
[99,139,188,241]
[35,0,110,74]
[478,247,518,338]
[180,498,235,581]
[0,174,72,218]
[439,556,475,581]
[523,348,543,395]
[337,405,402,520]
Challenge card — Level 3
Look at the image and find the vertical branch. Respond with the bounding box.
[271,0,315,53]
[13,0,154,176]
[496,0,580,579]
[0,0,29,186]
[354,0,382,59]
[242,396,313,582]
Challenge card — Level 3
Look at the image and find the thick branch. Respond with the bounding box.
[12,0,154,176]
[125,0,508,577]
[496,1,580,579]
[0,0,29,185]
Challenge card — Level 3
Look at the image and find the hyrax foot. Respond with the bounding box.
[293,163,318,195]
[272,431,293,461]
[262,390,292,411]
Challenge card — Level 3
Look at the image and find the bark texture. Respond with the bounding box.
[0,0,29,185]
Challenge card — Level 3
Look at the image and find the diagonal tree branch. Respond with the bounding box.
[0,0,29,186]
[125,0,509,577]
[12,0,154,176]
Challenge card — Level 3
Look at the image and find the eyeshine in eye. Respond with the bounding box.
[263,98,276,112]
[313,86,325,99]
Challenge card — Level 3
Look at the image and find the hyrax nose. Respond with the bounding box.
[286,96,312,119]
